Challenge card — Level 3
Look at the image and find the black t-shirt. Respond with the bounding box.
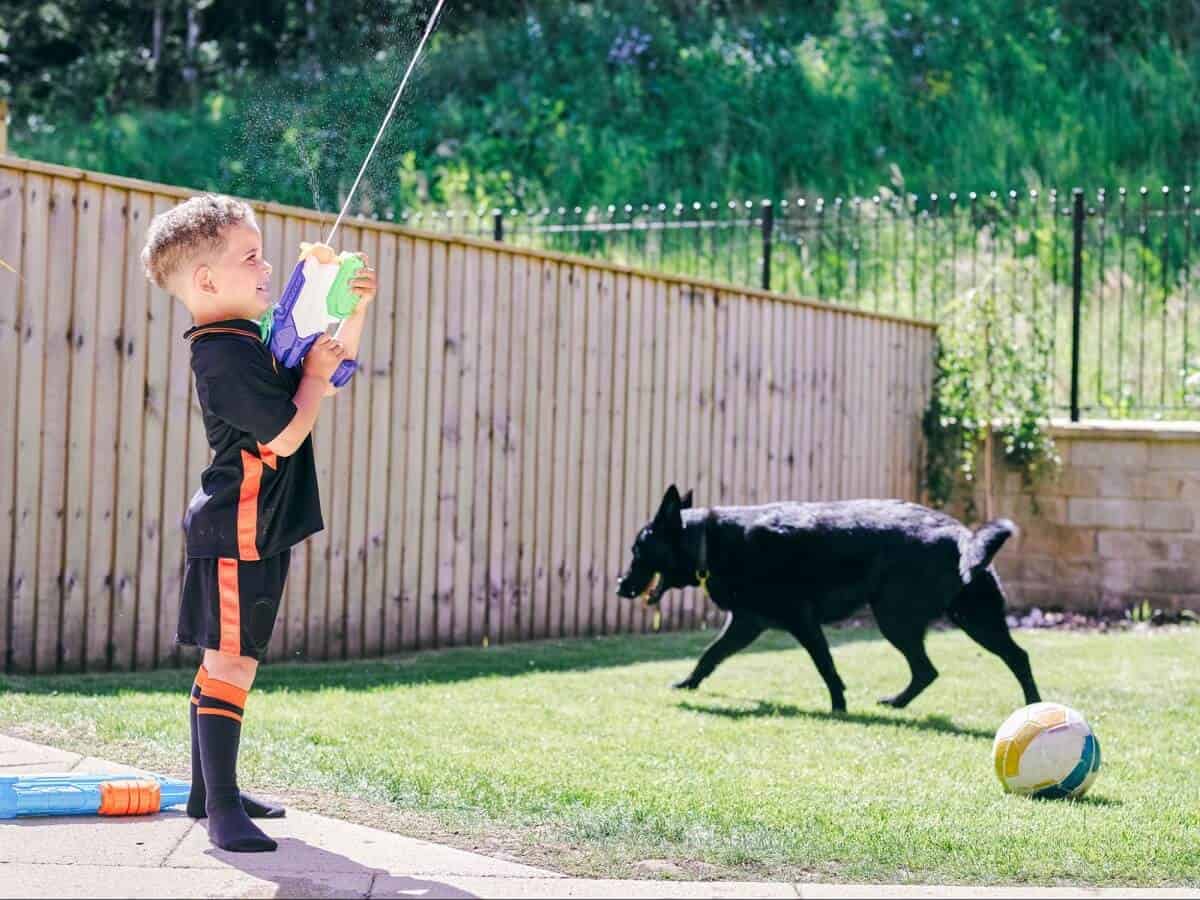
[183,318,324,560]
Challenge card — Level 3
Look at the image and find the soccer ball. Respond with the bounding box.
[992,702,1101,799]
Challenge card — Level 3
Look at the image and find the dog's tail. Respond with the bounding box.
[959,518,1016,582]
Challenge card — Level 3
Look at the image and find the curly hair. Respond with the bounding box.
[140,194,256,290]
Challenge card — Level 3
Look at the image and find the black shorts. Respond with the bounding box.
[176,551,291,661]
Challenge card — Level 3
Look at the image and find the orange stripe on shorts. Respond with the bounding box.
[217,558,241,656]
[238,449,264,560]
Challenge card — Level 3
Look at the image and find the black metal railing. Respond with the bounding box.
[398,188,1200,421]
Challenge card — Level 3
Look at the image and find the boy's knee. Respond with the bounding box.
[202,649,258,690]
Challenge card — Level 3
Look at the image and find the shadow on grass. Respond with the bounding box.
[1034,793,1122,808]
[0,625,884,698]
[677,697,996,740]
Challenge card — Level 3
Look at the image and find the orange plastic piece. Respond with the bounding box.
[97,779,162,816]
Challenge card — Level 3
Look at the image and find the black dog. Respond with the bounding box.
[616,485,1041,713]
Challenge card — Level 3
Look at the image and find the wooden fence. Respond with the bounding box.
[0,156,936,673]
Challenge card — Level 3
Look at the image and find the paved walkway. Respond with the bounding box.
[1,735,1195,899]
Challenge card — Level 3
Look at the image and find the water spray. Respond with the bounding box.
[268,0,448,385]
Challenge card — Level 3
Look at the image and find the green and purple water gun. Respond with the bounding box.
[266,241,364,387]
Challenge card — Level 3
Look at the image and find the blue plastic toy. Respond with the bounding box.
[0,773,191,819]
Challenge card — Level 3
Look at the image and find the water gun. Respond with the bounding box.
[0,773,191,819]
[268,241,364,387]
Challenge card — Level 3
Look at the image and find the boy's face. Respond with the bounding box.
[192,220,273,319]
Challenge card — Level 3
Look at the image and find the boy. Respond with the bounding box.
[140,195,376,852]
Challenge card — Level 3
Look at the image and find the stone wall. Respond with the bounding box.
[980,421,1200,614]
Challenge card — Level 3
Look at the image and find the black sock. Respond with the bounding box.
[196,678,277,853]
[188,665,284,820]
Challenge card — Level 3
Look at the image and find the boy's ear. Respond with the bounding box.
[193,262,218,296]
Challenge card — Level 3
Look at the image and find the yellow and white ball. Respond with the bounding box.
[992,702,1101,799]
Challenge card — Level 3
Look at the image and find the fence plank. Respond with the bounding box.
[403,238,434,651]
[622,275,648,633]
[470,248,497,646]
[603,272,630,636]
[364,230,397,657]
[548,264,574,637]
[504,253,530,643]
[82,187,127,670]
[0,168,23,672]
[531,261,559,639]
[514,256,540,642]
[578,267,603,635]
[435,243,464,647]
[133,195,171,672]
[451,245,481,646]
[417,241,447,650]
[34,178,78,672]
[11,173,50,672]
[487,251,513,646]
[111,193,149,671]
[647,279,670,631]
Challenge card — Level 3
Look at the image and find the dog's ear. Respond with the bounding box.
[654,485,683,529]
[680,489,694,510]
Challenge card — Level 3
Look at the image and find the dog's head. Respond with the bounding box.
[615,484,694,606]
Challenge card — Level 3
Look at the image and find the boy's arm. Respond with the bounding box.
[265,374,329,457]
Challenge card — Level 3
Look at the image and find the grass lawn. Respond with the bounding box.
[1,625,1196,887]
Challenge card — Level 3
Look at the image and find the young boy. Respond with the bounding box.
[140,194,376,852]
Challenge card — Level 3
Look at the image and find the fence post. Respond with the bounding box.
[1070,188,1084,422]
[761,199,774,291]
[492,208,504,242]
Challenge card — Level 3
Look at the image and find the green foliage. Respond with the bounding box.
[923,266,1061,514]
[9,1,1200,214]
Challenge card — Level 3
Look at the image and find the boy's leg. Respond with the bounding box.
[187,662,284,819]
[197,650,276,852]
[180,551,290,852]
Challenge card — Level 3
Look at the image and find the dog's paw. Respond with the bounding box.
[671,678,700,691]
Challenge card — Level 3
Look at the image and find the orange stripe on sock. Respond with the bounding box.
[201,676,248,709]
[238,450,263,560]
[197,707,244,724]
[217,558,241,656]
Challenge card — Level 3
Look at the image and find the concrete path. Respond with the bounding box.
[0,735,1194,899]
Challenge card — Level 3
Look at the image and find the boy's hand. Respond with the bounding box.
[303,334,347,381]
[350,253,377,308]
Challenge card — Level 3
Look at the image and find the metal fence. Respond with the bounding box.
[407,188,1200,421]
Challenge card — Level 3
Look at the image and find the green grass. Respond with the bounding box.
[1,626,1197,886]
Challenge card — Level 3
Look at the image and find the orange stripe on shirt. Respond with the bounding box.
[238,449,263,560]
[256,442,278,471]
[217,557,241,656]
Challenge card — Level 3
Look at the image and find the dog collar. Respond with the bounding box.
[695,514,712,596]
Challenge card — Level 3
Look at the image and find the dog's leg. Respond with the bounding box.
[673,612,765,690]
[949,570,1041,704]
[786,618,847,713]
[873,608,938,708]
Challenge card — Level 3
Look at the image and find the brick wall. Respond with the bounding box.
[980,421,1200,614]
